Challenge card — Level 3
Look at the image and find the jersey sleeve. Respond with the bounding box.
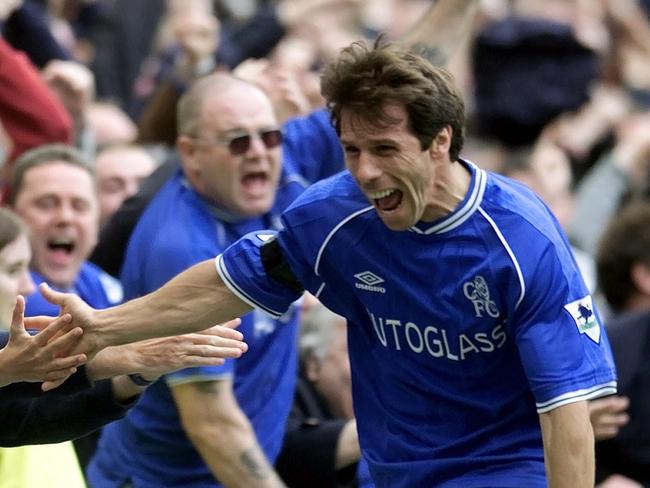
[512,239,617,413]
[216,231,304,319]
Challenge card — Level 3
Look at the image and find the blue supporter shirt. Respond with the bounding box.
[216,159,617,487]
[87,110,344,488]
[25,262,123,315]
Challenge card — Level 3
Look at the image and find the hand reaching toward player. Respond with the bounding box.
[0,296,87,388]
[80,319,247,386]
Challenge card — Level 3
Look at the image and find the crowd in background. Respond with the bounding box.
[0,0,649,487]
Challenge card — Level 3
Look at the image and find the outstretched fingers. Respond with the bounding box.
[222,318,242,330]
[33,314,75,347]
[177,355,226,368]
[200,321,244,339]
[24,315,57,331]
[9,295,27,337]
[195,329,247,353]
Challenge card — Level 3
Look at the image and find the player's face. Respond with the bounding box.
[183,85,282,218]
[341,104,449,230]
[13,162,99,288]
[0,233,35,326]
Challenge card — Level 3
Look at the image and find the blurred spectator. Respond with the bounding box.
[85,102,137,148]
[131,0,285,122]
[41,59,97,158]
[1,0,72,68]
[0,36,72,192]
[566,111,650,257]
[8,144,121,314]
[87,0,166,107]
[594,200,650,486]
[92,101,344,279]
[86,73,341,488]
[94,144,158,226]
[471,16,599,147]
[8,143,122,468]
[276,299,363,488]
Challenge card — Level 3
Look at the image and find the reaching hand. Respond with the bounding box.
[83,319,248,383]
[0,296,87,388]
[589,395,630,441]
[124,318,247,381]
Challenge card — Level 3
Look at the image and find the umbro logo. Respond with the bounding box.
[354,271,386,293]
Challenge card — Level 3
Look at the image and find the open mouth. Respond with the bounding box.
[241,172,268,193]
[370,189,403,212]
[47,238,75,259]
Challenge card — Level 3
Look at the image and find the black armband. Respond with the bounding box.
[260,237,304,293]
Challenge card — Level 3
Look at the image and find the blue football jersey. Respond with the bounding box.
[217,160,617,487]
[26,262,123,316]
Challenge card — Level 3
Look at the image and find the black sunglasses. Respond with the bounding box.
[194,129,283,155]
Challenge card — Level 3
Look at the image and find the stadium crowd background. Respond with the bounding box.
[0,0,649,487]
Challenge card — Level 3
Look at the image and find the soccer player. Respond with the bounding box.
[39,30,614,488]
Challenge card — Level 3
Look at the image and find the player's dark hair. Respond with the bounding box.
[596,199,650,311]
[320,39,465,161]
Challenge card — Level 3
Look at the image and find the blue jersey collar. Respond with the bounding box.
[409,159,487,235]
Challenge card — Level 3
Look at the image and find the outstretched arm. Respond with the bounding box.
[400,0,480,66]
[38,259,252,358]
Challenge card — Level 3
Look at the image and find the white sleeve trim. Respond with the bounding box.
[536,381,618,413]
[215,254,284,319]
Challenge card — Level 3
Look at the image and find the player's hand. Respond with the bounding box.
[34,283,104,358]
[0,296,87,388]
[589,395,630,441]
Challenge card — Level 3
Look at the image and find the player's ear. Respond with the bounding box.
[428,126,452,159]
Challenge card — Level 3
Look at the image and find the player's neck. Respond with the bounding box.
[422,159,471,222]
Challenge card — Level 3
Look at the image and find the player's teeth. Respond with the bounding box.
[369,189,395,199]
